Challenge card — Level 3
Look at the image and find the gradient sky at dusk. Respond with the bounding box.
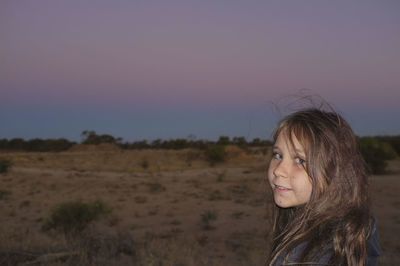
[1,1,400,141]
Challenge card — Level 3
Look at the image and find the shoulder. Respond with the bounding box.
[273,216,381,266]
[366,216,381,266]
[273,242,332,265]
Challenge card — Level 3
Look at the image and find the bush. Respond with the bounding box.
[42,200,111,236]
[0,159,12,174]
[140,158,149,169]
[0,189,11,200]
[377,135,400,155]
[359,137,397,174]
[206,144,226,166]
[201,210,217,230]
[217,136,230,146]
[145,182,166,193]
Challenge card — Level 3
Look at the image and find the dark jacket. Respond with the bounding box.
[272,216,381,265]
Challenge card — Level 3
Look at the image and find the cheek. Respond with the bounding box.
[302,178,313,199]
[293,169,313,198]
[267,161,275,182]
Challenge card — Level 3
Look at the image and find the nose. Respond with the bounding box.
[273,159,289,178]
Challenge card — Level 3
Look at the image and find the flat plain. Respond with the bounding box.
[0,145,399,265]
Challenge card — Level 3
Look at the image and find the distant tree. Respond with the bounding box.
[187,134,197,142]
[0,139,8,150]
[26,138,43,151]
[217,136,230,146]
[206,144,226,166]
[151,139,162,149]
[248,138,273,147]
[170,138,188,150]
[43,138,75,151]
[8,138,25,150]
[81,130,120,145]
[232,136,247,147]
[249,138,261,147]
[130,140,149,149]
[359,137,397,174]
[376,135,400,156]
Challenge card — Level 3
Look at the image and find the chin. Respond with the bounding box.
[274,198,293,208]
[275,202,293,209]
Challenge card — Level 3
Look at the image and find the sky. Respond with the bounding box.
[1,0,400,142]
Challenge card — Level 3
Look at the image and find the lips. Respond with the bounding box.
[274,184,292,191]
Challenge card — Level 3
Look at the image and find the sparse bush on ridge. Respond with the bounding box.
[217,136,230,146]
[81,130,122,145]
[0,159,12,174]
[359,137,398,174]
[42,200,111,236]
[0,131,275,152]
[206,144,226,166]
[0,138,74,152]
[376,135,400,155]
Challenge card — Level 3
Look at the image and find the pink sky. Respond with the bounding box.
[1,1,399,140]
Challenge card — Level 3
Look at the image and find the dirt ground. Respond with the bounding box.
[0,147,399,265]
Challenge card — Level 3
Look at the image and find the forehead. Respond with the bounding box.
[274,131,306,154]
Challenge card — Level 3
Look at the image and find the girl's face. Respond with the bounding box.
[268,132,313,208]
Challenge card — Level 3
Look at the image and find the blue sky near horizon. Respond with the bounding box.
[1,1,400,141]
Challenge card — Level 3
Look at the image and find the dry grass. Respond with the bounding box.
[0,148,398,265]
[0,147,270,265]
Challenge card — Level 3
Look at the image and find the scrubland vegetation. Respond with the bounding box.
[0,132,399,265]
[1,131,399,173]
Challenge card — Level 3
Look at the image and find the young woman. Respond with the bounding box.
[267,108,381,265]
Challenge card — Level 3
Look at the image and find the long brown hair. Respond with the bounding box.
[268,108,371,265]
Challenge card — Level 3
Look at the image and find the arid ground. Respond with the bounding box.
[0,145,399,265]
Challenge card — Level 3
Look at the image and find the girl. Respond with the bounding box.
[267,108,381,265]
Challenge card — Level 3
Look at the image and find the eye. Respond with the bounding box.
[272,152,282,160]
[295,157,306,164]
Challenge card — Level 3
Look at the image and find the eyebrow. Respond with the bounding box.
[294,148,305,155]
[273,145,306,156]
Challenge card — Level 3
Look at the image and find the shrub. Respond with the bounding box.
[216,172,225,182]
[134,196,147,203]
[145,182,166,193]
[359,137,397,174]
[0,189,11,200]
[140,158,149,169]
[201,210,217,230]
[377,135,400,155]
[217,136,230,146]
[42,200,111,236]
[0,159,12,174]
[206,144,225,166]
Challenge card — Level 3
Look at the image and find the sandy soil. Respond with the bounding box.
[0,148,399,265]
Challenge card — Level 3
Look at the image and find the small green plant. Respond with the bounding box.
[170,219,181,225]
[201,210,217,230]
[228,184,250,195]
[134,195,147,203]
[231,211,245,219]
[206,144,225,166]
[146,182,166,193]
[140,158,149,169]
[0,189,11,200]
[216,171,226,182]
[0,159,12,174]
[42,199,111,236]
[208,190,224,201]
